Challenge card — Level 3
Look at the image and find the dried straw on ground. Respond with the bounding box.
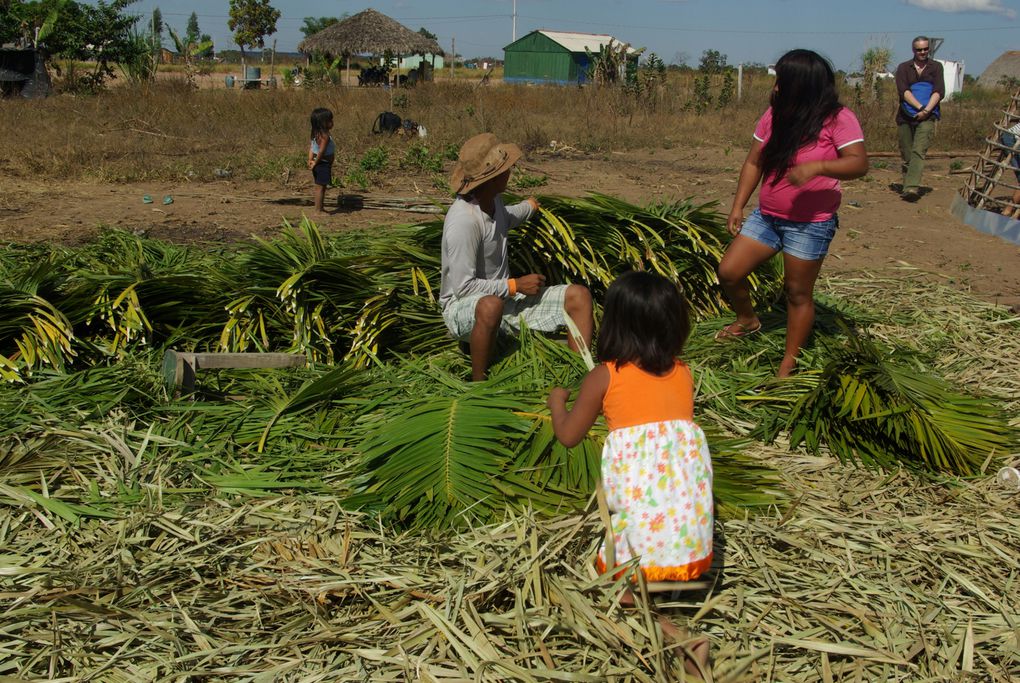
[1,275,1018,681]
[297,9,441,58]
[2,453,1017,681]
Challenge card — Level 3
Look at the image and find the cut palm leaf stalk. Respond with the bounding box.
[563,308,595,370]
[784,327,1014,476]
[256,362,365,452]
[66,230,229,351]
[2,466,1016,680]
[0,193,781,371]
[686,304,1016,478]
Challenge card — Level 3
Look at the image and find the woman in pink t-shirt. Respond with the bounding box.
[717,49,868,377]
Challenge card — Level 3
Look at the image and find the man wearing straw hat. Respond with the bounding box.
[440,133,594,380]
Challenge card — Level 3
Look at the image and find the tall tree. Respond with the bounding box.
[860,46,892,102]
[48,0,145,91]
[299,16,339,38]
[2,0,68,47]
[197,32,213,59]
[185,11,200,44]
[698,49,728,74]
[418,27,437,42]
[168,25,213,87]
[228,0,280,66]
[150,6,162,51]
[0,1,20,45]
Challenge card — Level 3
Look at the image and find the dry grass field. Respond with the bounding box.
[2,76,1018,307]
[0,74,1001,183]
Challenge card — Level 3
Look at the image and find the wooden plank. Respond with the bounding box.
[191,353,305,370]
[162,350,185,393]
[162,350,306,396]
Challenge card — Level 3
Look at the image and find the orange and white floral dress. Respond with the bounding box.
[597,360,713,581]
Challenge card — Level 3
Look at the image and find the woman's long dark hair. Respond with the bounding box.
[310,107,333,140]
[760,49,842,183]
[597,271,691,375]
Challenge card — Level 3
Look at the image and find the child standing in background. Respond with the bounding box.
[307,107,335,214]
[546,270,712,671]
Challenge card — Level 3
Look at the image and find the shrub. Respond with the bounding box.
[400,144,443,173]
[358,146,389,172]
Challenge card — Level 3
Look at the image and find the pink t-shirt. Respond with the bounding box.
[753,107,864,222]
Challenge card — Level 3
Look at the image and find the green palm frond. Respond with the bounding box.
[219,219,375,360]
[62,232,228,352]
[345,335,787,529]
[0,249,80,378]
[256,362,366,452]
[343,234,447,365]
[706,427,789,515]
[348,365,539,528]
[786,330,1014,475]
[509,193,783,316]
[0,286,76,379]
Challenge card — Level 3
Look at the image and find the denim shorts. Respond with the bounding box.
[739,208,839,261]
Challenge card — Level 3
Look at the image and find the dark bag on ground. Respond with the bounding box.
[372,111,402,134]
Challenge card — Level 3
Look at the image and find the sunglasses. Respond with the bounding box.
[914,47,930,53]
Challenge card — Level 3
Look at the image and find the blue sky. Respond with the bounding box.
[120,0,1019,75]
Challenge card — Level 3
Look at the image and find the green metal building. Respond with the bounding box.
[503,30,630,85]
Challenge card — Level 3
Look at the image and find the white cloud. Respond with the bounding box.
[906,0,1017,19]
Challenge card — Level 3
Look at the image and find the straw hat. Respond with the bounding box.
[450,133,522,195]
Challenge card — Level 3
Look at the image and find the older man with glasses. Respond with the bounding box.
[894,36,945,202]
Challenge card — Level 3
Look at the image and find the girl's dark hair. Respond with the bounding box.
[310,107,333,139]
[760,49,842,183]
[597,271,691,375]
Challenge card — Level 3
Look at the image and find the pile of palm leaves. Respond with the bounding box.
[0,194,778,375]
[1,195,1019,679]
[0,197,1013,520]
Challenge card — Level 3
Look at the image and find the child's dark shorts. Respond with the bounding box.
[312,162,332,187]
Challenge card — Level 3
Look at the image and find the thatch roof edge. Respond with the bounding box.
[298,8,441,57]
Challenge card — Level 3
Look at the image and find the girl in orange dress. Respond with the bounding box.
[547,271,712,671]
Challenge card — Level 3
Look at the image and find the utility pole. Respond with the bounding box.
[512,0,517,41]
[450,37,455,80]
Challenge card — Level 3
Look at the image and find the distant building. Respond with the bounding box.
[979,51,1020,88]
[397,53,444,70]
[503,30,634,85]
[0,48,51,98]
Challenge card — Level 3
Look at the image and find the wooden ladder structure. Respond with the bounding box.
[963,88,1020,211]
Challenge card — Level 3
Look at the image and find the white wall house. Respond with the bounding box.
[381,54,444,70]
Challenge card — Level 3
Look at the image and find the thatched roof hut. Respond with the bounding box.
[978,50,1020,88]
[298,8,441,57]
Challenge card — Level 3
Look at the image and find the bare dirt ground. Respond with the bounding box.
[2,145,1018,309]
